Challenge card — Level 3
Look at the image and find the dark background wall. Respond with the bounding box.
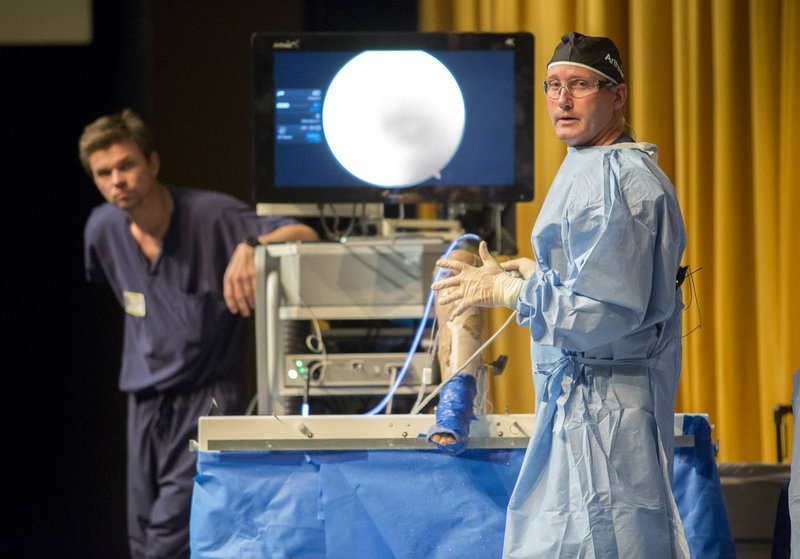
[2,1,415,556]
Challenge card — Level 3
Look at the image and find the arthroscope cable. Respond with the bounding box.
[409,309,517,415]
[363,233,480,416]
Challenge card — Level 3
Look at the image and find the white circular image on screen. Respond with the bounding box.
[322,51,465,188]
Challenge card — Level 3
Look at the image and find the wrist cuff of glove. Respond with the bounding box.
[492,273,525,309]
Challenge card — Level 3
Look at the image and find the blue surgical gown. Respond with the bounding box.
[503,143,690,558]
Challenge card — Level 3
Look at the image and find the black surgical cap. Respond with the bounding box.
[548,31,625,84]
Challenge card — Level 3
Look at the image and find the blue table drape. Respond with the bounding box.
[673,414,736,558]
[191,415,733,558]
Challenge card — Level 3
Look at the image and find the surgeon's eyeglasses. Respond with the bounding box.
[542,78,616,99]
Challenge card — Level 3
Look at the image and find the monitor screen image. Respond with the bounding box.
[252,32,534,205]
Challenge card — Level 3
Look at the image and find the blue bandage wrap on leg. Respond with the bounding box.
[427,373,477,455]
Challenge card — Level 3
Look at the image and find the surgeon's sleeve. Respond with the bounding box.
[516,187,675,352]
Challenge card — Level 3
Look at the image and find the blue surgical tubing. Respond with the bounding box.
[363,233,481,416]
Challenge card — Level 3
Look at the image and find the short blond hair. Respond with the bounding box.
[78,108,155,174]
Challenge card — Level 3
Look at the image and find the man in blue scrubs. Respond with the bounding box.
[80,109,317,558]
[433,33,689,557]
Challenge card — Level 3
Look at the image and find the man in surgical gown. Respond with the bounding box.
[432,32,689,558]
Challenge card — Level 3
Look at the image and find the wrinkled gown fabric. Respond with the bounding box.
[503,143,690,558]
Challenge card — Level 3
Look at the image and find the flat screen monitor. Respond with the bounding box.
[251,32,534,205]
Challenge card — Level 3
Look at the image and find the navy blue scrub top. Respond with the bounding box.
[84,186,296,394]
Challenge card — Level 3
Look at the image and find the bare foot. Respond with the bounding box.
[430,433,457,446]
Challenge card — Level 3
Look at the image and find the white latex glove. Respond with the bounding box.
[500,257,536,279]
[432,241,525,316]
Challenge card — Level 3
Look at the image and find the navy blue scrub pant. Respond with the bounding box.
[126,379,244,559]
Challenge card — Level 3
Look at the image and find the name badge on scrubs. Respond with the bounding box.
[123,290,146,317]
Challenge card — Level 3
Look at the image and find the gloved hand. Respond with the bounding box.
[432,241,525,316]
[501,257,536,279]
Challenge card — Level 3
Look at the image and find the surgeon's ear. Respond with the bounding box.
[613,83,628,110]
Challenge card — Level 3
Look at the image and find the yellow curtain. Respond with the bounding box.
[419,0,800,462]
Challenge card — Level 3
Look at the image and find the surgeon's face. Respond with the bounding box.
[546,65,627,147]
